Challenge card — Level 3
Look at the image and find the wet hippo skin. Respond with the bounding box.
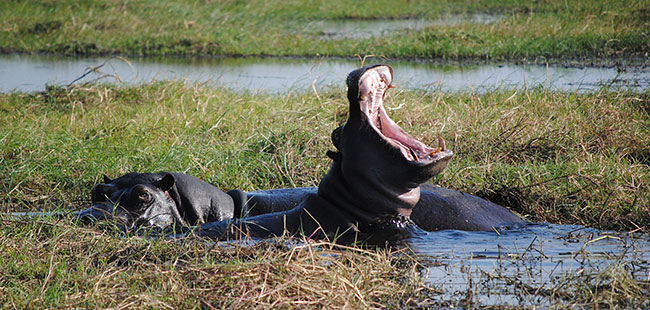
[82,172,242,230]
[186,65,455,244]
[82,176,523,233]
[79,65,524,243]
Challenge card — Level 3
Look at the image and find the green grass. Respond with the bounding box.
[1,82,648,308]
[0,218,431,308]
[1,0,648,59]
[1,83,648,230]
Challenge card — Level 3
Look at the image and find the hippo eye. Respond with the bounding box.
[137,191,152,203]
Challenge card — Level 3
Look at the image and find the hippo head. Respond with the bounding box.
[91,173,161,205]
[88,173,185,230]
[321,64,453,219]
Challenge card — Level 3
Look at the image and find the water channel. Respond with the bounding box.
[409,223,650,307]
[303,14,503,40]
[1,54,648,93]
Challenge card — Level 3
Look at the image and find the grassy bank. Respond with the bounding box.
[2,218,648,309]
[1,0,648,60]
[0,218,431,308]
[1,82,648,308]
[1,82,648,230]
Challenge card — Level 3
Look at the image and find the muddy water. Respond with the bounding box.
[409,223,650,307]
[1,54,648,93]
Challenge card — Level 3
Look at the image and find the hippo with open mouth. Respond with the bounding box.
[72,64,523,242]
[182,64,455,243]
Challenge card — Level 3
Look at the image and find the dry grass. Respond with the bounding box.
[0,216,433,309]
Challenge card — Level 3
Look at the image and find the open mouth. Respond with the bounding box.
[357,66,452,163]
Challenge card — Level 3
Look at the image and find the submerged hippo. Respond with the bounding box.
[244,184,524,232]
[80,172,244,230]
[85,173,523,233]
[74,64,523,242]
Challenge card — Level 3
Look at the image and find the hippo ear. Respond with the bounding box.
[326,150,342,161]
[331,126,343,150]
[103,174,112,183]
[159,174,176,191]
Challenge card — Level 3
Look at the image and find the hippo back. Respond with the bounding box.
[412,184,524,231]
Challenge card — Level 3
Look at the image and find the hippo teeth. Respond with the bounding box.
[425,137,447,157]
[358,66,445,162]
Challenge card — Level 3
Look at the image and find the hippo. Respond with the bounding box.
[80,172,244,231]
[168,64,522,244]
[81,172,307,230]
[81,174,523,233]
[35,64,523,242]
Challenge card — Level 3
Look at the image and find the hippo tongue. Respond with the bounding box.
[357,66,448,162]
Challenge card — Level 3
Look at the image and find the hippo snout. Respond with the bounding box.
[91,183,117,203]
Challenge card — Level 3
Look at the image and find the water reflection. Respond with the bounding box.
[1,54,647,93]
[409,223,650,307]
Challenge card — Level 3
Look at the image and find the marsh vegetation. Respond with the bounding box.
[1,82,648,307]
[1,0,649,308]
[1,0,647,59]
